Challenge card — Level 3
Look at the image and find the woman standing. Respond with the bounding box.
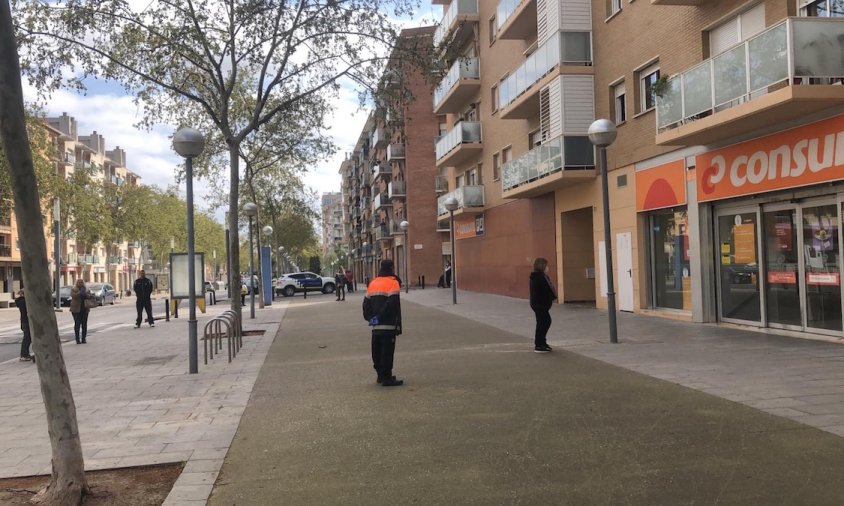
[70,279,93,344]
[529,257,557,353]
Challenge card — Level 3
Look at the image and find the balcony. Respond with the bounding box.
[372,162,392,181]
[436,121,482,167]
[0,245,10,257]
[65,253,78,265]
[496,0,537,40]
[370,128,388,150]
[433,0,479,48]
[357,146,369,167]
[498,30,593,119]
[372,192,393,212]
[436,219,449,232]
[651,0,710,4]
[656,18,844,146]
[0,212,10,227]
[435,175,449,194]
[375,223,393,242]
[107,256,123,264]
[437,185,485,217]
[501,135,595,199]
[389,180,407,200]
[433,58,481,114]
[79,254,101,264]
[387,143,405,161]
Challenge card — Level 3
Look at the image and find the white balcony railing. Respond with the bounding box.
[498,30,592,110]
[496,0,527,31]
[435,121,482,161]
[388,180,406,198]
[437,185,485,215]
[433,0,479,47]
[387,143,406,161]
[501,135,595,191]
[372,193,392,212]
[370,127,387,149]
[434,57,480,110]
[657,17,844,131]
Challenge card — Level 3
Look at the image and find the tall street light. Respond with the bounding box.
[400,220,409,294]
[262,225,273,304]
[278,246,285,278]
[173,126,206,374]
[225,212,231,299]
[588,118,619,344]
[444,197,458,305]
[362,241,369,286]
[53,199,61,311]
[244,202,258,318]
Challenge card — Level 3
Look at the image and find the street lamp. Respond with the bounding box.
[225,212,231,299]
[362,241,370,286]
[444,197,458,305]
[400,220,409,294]
[588,118,619,344]
[243,202,258,319]
[173,126,206,374]
[213,249,217,283]
[278,246,285,278]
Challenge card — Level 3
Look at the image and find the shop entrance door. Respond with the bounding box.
[716,209,762,325]
[802,202,841,333]
[762,206,802,329]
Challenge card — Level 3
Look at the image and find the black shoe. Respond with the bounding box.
[75,338,80,344]
[81,338,86,343]
[150,322,155,327]
[534,345,551,353]
[135,323,140,328]
[382,377,403,387]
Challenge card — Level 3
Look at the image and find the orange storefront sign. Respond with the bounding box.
[635,159,686,212]
[697,114,844,202]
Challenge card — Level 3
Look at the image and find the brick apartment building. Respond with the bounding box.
[340,26,444,287]
[425,0,844,340]
[320,192,344,258]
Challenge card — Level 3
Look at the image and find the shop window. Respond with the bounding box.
[650,209,691,311]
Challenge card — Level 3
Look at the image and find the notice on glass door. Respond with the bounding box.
[734,223,756,264]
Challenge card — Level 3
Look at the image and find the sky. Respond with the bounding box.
[21,3,442,222]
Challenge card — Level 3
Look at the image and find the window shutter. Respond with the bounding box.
[710,17,739,56]
[741,3,766,39]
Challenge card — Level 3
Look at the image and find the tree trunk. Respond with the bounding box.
[228,141,242,324]
[0,3,88,504]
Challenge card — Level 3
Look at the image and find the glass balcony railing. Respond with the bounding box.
[434,0,479,47]
[437,185,485,215]
[435,121,482,161]
[498,30,592,110]
[387,143,406,161]
[657,17,844,131]
[501,135,595,191]
[434,57,480,110]
[496,0,526,31]
[372,193,393,212]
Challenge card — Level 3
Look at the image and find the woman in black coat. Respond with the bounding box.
[529,257,557,353]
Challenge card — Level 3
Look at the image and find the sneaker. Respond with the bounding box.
[150,322,155,327]
[534,346,551,353]
[19,356,31,362]
[135,323,140,329]
[381,377,404,387]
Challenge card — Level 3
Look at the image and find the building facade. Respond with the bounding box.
[426,0,844,340]
[321,192,344,259]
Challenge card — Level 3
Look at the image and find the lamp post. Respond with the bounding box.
[400,220,409,294]
[588,118,619,344]
[54,198,61,311]
[173,126,206,374]
[262,225,273,303]
[278,246,285,278]
[225,212,231,299]
[444,197,458,305]
[362,241,370,286]
[213,249,217,283]
[243,202,258,319]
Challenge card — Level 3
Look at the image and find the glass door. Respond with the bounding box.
[763,207,802,328]
[803,203,842,332]
[717,210,762,324]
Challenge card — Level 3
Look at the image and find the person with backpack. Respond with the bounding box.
[362,259,403,387]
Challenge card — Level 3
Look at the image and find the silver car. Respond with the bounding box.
[88,283,117,306]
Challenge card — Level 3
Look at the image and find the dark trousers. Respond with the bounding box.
[136,298,153,325]
[371,331,397,379]
[445,271,452,288]
[346,281,353,293]
[72,311,89,341]
[532,307,551,348]
[20,322,31,357]
[336,283,345,300]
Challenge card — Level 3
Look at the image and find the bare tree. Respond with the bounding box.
[0,2,87,503]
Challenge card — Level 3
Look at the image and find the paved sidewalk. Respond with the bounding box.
[0,297,284,505]
[209,292,844,504]
[405,288,844,437]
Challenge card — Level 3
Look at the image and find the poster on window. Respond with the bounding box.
[734,223,756,264]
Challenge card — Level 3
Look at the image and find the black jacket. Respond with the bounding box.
[529,271,556,311]
[362,275,402,334]
[134,277,153,300]
[15,295,29,331]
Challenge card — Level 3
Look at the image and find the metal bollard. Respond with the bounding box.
[422,275,425,289]
[165,299,170,321]
[303,285,307,299]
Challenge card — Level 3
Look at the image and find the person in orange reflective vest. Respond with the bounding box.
[363,259,403,387]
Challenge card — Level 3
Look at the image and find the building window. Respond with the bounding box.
[650,208,691,311]
[609,0,622,16]
[502,146,512,166]
[638,62,659,113]
[708,3,765,56]
[489,15,497,45]
[491,84,498,114]
[493,152,500,181]
[801,0,844,17]
[528,130,542,149]
[613,81,626,124]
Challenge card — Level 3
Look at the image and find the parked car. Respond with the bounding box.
[204,281,215,294]
[275,272,335,297]
[88,283,117,306]
[52,286,72,307]
[241,275,259,294]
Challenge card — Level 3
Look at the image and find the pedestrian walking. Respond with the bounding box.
[444,261,452,288]
[529,257,557,353]
[133,270,154,328]
[363,259,403,387]
[15,289,32,361]
[335,267,346,301]
[345,269,354,293]
[70,279,94,343]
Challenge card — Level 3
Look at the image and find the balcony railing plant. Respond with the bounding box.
[501,135,594,191]
[437,185,485,215]
[433,57,480,110]
[435,121,482,161]
[433,0,479,47]
[498,30,592,110]
[656,18,844,132]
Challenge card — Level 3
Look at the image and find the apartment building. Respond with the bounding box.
[46,113,143,294]
[321,192,344,258]
[341,26,443,287]
[430,0,844,339]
